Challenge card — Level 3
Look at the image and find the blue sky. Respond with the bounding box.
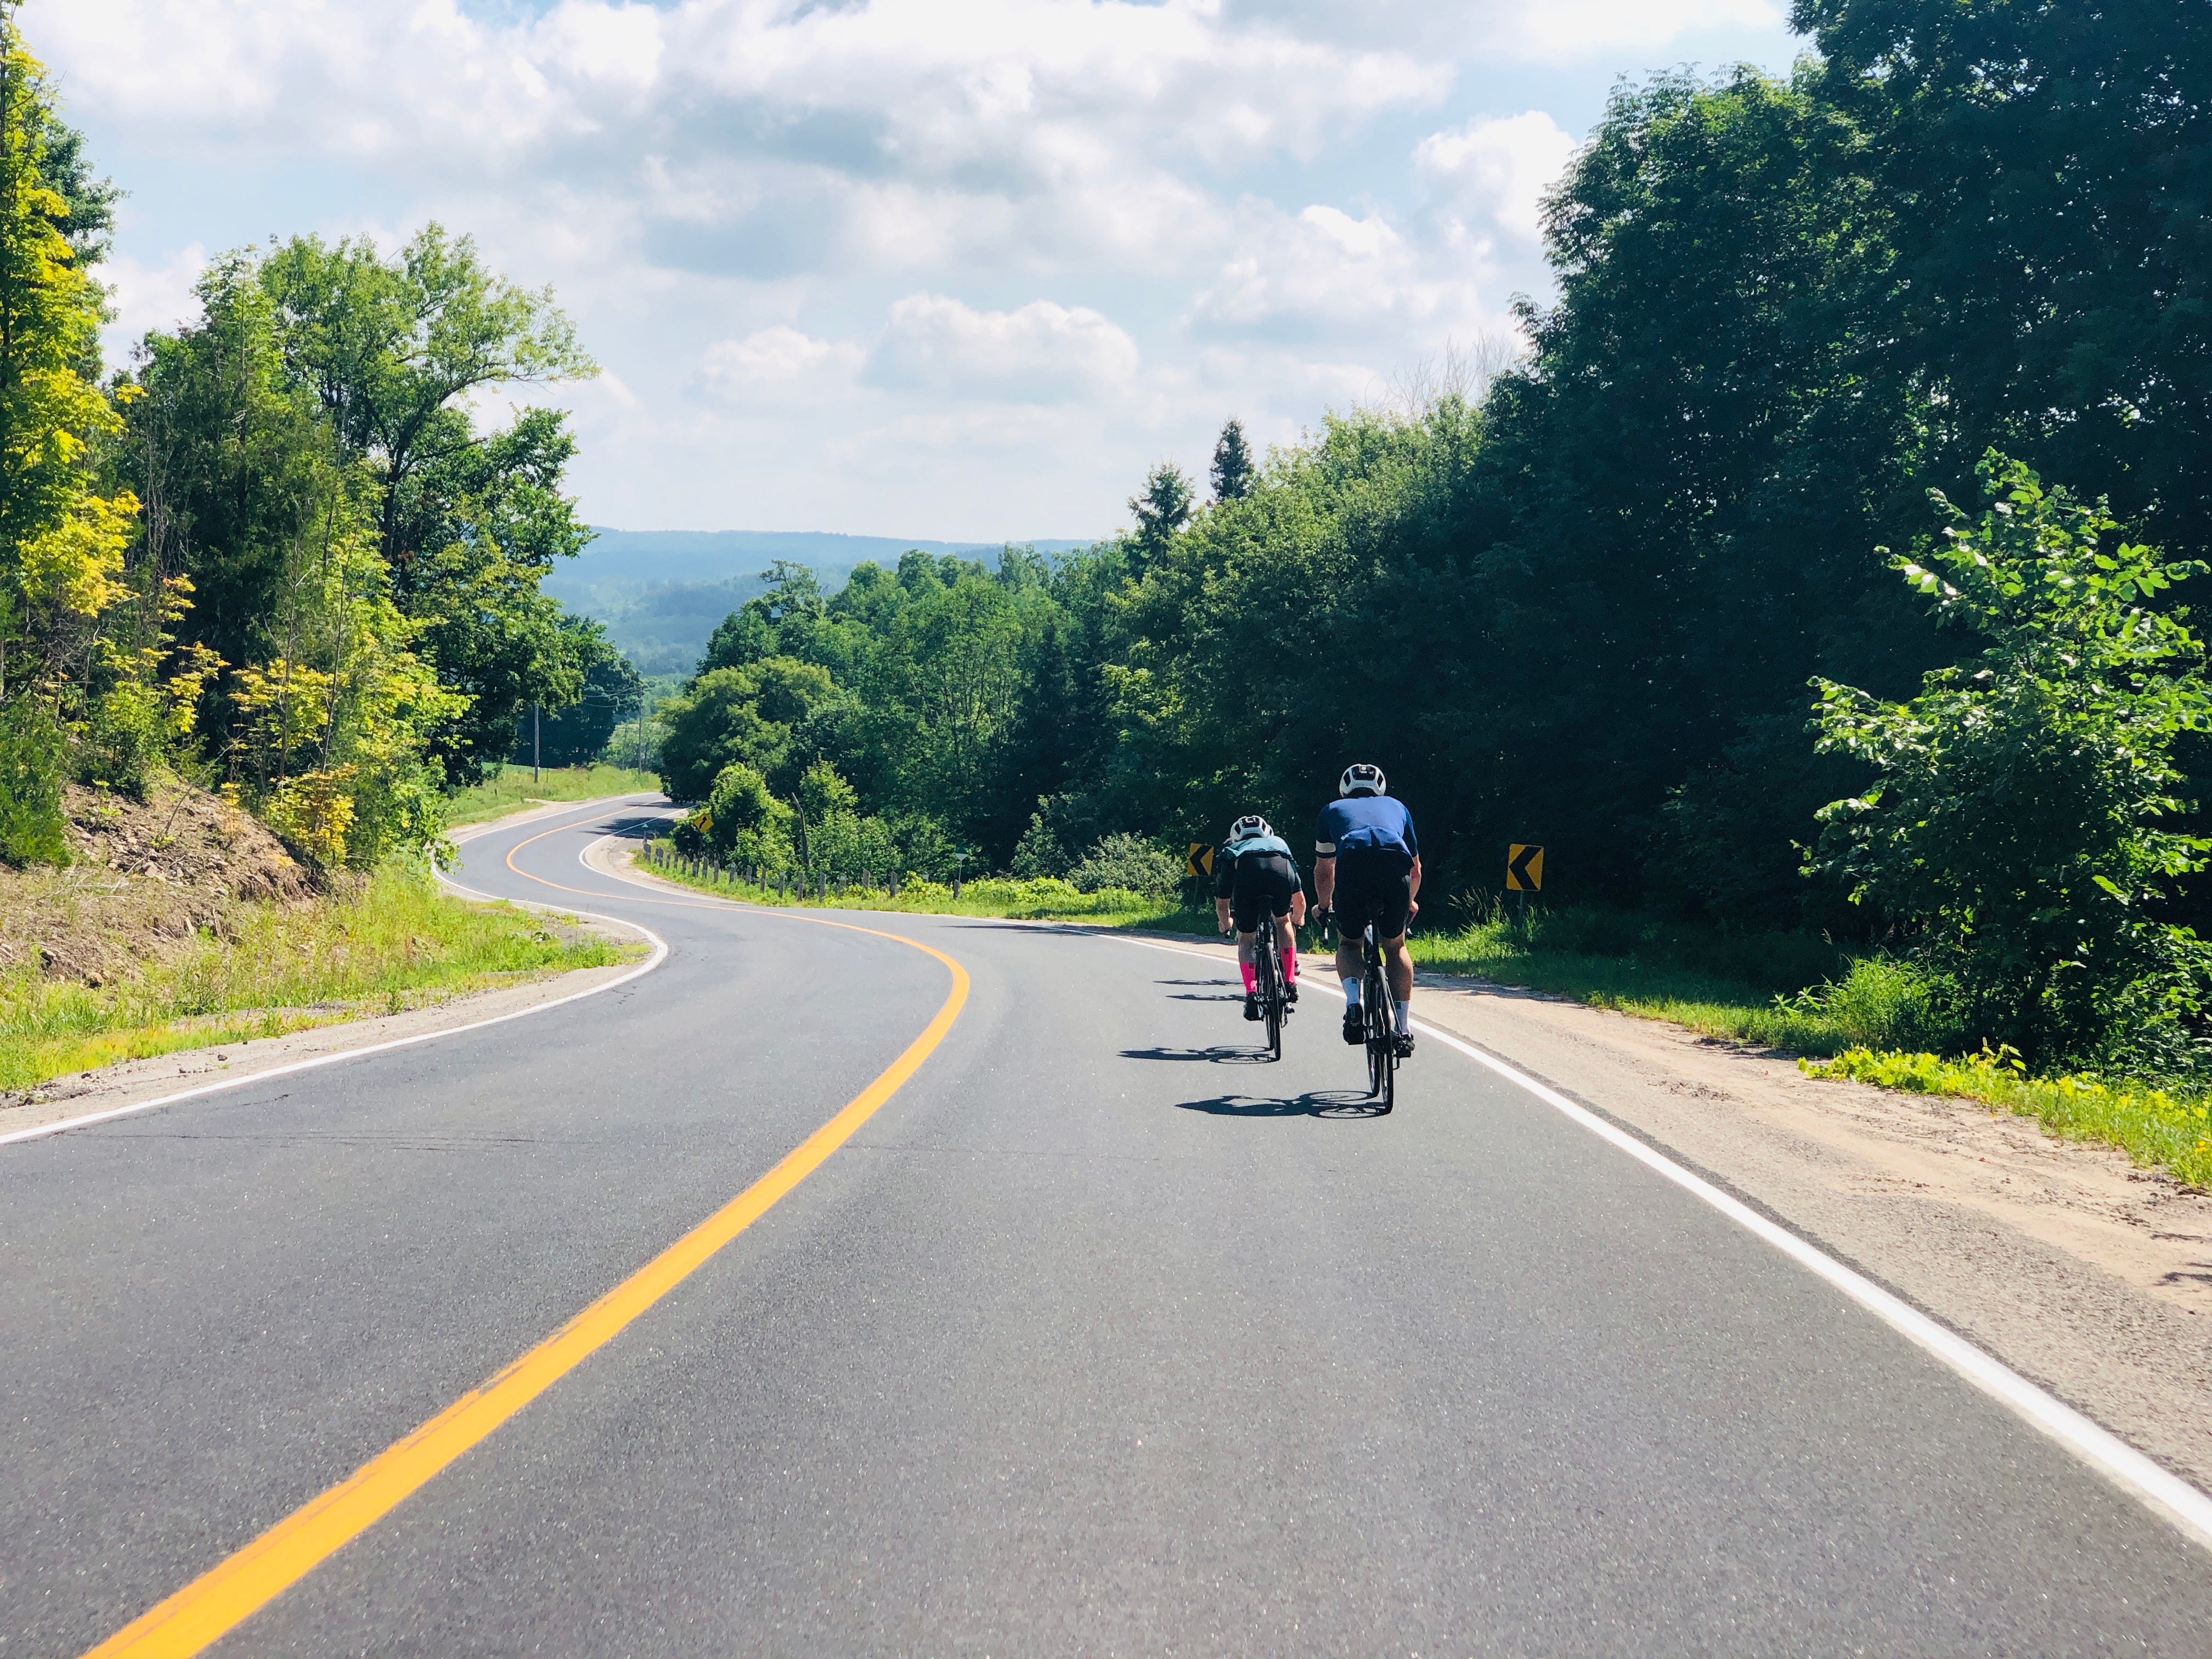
[32,0,1805,541]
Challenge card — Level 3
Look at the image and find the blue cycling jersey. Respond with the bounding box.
[1313,795,1418,859]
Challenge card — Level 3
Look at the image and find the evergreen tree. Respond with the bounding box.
[1127,462,1193,576]
[1209,418,1254,503]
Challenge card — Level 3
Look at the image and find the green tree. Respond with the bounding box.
[0,16,140,850]
[119,258,460,864]
[1209,417,1255,503]
[656,656,846,802]
[258,225,595,563]
[1811,455,2212,1064]
[1126,462,1193,577]
[123,259,346,708]
[791,757,896,882]
[529,614,639,766]
[255,227,597,782]
[1796,0,2212,554]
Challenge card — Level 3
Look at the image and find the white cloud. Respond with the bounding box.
[1189,202,1500,347]
[865,294,1141,404]
[696,328,866,405]
[1414,111,1579,249]
[29,0,1801,536]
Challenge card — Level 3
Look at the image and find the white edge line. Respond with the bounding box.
[0,804,671,1150]
[1099,930,2212,1555]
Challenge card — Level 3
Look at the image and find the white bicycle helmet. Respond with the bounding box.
[1339,763,1386,798]
[1228,814,1272,840]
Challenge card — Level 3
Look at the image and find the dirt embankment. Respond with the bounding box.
[0,780,311,986]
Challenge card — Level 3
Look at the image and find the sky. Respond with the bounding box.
[28,0,1806,542]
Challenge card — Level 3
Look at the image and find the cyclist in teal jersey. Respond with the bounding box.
[1214,814,1307,1022]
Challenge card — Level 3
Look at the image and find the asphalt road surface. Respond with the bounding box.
[7,798,2212,1656]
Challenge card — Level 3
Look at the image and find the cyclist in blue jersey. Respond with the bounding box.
[1311,763,1421,1055]
[1213,814,1307,1021]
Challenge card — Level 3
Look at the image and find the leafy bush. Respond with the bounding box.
[1009,813,1068,878]
[1812,454,2212,1068]
[76,679,166,798]
[1779,956,1957,1053]
[0,697,69,866]
[1067,832,1180,896]
[699,760,792,872]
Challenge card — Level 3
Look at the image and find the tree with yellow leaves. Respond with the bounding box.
[0,9,139,860]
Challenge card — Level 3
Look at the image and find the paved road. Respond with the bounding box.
[7,798,2212,1656]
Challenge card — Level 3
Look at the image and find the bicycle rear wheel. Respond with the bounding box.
[1363,959,1390,1103]
[1256,935,1283,1060]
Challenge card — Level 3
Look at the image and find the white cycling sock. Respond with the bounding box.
[1394,1000,1411,1035]
[1341,976,1361,1007]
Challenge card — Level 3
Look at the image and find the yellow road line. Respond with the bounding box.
[83,834,970,1659]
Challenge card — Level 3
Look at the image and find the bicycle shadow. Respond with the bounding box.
[1120,1044,1275,1066]
[1176,1090,1385,1120]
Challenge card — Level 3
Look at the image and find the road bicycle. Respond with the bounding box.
[1357,919,1396,1113]
[1227,911,1290,1061]
[1321,907,1397,1113]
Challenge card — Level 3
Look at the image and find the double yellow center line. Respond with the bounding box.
[85,817,969,1657]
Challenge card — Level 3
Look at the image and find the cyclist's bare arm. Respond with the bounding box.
[1313,853,1335,910]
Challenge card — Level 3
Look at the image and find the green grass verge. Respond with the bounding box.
[445,763,662,827]
[1,862,634,1093]
[1803,1048,2212,1188]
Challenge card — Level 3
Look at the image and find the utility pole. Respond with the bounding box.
[532,703,541,783]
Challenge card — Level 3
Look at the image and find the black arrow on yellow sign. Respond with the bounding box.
[1506,843,1544,891]
[1186,843,1215,877]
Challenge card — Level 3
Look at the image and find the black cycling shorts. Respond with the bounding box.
[1329,847,1412,941]
[1228,853,1299,933]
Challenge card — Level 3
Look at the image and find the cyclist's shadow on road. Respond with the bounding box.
[1120,1043,1273,1065]
[1176,1091,1385,1120]
[1118,1044,1386,1119]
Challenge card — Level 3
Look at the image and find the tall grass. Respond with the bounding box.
[1,863,629,1091]
[445,763,662,827]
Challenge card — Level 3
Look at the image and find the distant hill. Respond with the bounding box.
[546,528,1094,677]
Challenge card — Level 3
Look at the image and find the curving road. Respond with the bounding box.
[5,797,2212,1656]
